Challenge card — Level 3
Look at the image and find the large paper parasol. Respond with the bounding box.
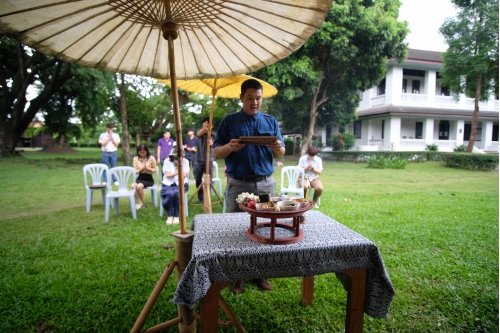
[0,0,333,235]
[157,75,278,214]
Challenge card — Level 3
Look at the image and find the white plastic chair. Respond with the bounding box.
[83,164,109,212]
[143,166,159,206]
[280,166,305,198]
[159,186,189,217]
[105,167,137,222]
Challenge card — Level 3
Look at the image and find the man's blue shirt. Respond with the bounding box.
[213,110,284,179]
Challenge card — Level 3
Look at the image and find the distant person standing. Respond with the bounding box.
[157,130,175,178]
[98,123,120,185]
[184,127,198,175]
[194,117,215,204]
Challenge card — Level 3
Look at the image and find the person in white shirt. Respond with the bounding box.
[98,123,120,185]
[297,146,323,208]
[161,145,190,225]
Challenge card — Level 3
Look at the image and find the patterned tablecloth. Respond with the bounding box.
[173,210,394,318]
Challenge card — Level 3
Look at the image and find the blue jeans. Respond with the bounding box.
[161,183,189,217]
[102,152,117,183]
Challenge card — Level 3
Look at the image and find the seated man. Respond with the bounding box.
[297,146,323,208]
[161,145,190,225]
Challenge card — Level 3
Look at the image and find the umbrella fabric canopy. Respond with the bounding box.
[157,75,278,98]
[0,0,333,80]
[157,74,278,213]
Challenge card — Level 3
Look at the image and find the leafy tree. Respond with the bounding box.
[255,0,408,155]
[39,66,114,151]
[0,36,72,157]
[439,0,499,152]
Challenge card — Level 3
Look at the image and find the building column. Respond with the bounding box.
[424,119,434,145]
[386,66,403,105]
[482,121,493,150]
[425,70,436,105]
[456,120,464,146]
[388,116,401,151]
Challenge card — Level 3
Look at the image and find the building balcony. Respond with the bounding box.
[368,93,499,111]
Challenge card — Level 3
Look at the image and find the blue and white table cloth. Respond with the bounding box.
[173,210,394,318]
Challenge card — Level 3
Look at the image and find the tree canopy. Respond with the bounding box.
[254,0,408,154]
[439,0,499,152]
[0,36,72,156]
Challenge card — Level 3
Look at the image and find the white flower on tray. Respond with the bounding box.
[236,192,259,203]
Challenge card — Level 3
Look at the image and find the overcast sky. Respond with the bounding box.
[398,0,458,52]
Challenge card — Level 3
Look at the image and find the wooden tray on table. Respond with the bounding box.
[239,202,312,245]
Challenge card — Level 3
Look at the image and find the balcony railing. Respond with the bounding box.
[465,98,488,109]
[400,139,425,147]
[434,95,459,107]
[435,140,457,148]
[371,95,385,107]
[401,93,427,104]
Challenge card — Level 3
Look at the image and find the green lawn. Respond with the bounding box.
[0,151,498,332]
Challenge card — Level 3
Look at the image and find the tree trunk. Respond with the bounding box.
[300,78,328,156]
[0,42,72,157]
[117,73,131,166]
[136,132,141,148]
[466,73,482,152]
[42,132,75,152]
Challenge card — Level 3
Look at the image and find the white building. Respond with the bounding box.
[323,49,499,152]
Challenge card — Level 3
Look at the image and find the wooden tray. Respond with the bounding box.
[239,202,312,245]
[238,136,277,145]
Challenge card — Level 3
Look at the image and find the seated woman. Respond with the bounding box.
[297,146,323,208]
[161,145,190,225]
[133,144,157,209]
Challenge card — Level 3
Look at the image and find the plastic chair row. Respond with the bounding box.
[84,163,188,221]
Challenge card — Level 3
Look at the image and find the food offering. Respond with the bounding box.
[255,202,276,211]
[292,198,309,208]
[237,192,312,245]
[236,192,259,209]
[278,200,300,211]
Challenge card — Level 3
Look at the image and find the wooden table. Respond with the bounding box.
[173,211,394,332]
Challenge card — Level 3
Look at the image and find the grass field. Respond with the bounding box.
[0,149,498,332]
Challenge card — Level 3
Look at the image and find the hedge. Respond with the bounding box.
[317,151,499,171]
[442,153,499,171]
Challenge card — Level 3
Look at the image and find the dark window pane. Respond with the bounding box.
[415,122,423,138]
[464,124,471,140]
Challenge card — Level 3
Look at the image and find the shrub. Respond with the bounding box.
[367,156,408,169]
[284,138,294,156]
[454,145,467,152]
[443,153,499,171]
[333,133,344,151]
[342,133,356,151]
[425,144,439,152]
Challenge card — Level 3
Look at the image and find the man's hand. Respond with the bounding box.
[267,140,285,158]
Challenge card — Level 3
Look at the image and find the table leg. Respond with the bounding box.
[199,283,220,333]
[343,268,367,333]
[301,276,314,306]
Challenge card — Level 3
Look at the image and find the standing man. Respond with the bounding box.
[194,118,214,204]
[99,123,120,185]
[213,79,285,295]
[297,146,323,208]
[157,129,175,178]
[184,127,198,177]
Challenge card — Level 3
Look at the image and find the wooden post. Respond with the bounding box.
[301,276,314,306]
[171,230,195,333]
[344,268,367,333]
